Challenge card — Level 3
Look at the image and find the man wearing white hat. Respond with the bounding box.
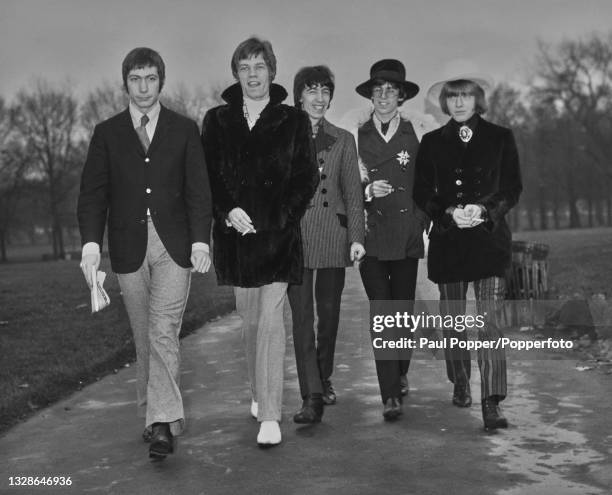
[414,74,522,430]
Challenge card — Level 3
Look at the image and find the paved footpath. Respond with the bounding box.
[1,262,611,495]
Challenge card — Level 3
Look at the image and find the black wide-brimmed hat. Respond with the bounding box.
[355,59,419,100]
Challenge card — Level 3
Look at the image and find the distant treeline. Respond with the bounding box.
[2,32,612,262]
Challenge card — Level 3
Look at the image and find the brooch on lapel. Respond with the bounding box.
[396,150,410,171]
[459,126,473,143]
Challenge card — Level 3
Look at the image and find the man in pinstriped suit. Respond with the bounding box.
[288,66,365,424]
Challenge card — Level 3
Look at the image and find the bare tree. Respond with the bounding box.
[81,81,127,136]
[0,98,31,261]
[162,82,227,129]
[534,32,612,180]
[11,80,82,259]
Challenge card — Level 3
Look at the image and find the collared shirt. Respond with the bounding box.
[129,100,161,142]
[82,101,209,258]
[372,111,400,143]
[364,111,401,201]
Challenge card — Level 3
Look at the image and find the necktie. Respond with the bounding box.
[136,114,150,152]
[380,121,390,136]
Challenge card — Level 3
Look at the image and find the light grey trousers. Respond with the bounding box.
[117,219,191,436]
[234,282,288,422]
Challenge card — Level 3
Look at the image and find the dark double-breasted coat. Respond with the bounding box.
[77,105,213,274]
[358,117,429,261]
[201,83,319,288]
[413,115,522,283]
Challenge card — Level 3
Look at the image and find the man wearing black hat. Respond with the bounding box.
[355,59,430,420]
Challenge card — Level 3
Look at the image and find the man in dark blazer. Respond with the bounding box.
[414,74,522,431]
[77,47,212,459]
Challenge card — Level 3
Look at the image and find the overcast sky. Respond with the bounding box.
[1,0,610,120]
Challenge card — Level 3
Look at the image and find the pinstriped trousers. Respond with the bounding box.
[438,277,507,401]
[117,219,191,436]
[235,283,288,422]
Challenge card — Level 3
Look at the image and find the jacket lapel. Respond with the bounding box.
[117,108,146,157]
[148,105,170,155]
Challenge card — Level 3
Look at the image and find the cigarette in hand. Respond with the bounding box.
[472,218,485,223]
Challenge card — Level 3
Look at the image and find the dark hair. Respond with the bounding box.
[439,79,487,115]
[122,47,165,91]
[370,78,407,102]
[293,65,335,108]
[231,36,277,81]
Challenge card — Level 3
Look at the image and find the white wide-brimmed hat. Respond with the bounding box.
[426,73,494,109]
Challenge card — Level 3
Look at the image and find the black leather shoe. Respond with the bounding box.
[293,394,324,424]
[482,397,508,430]
[452,382,472,407]
[322,379,337,405]
[400,374,409,396]
[149,423,174,460]
[382,397,402,421]
[142,426,153,443]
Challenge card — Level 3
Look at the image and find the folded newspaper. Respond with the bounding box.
[90,266,110,313]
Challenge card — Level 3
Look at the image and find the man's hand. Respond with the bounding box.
[80,253,101,289]
[452,208,473,229]
[191,249,212,273]
[463,204,485,228]
[228,207,256,235]
[369,180,394,198]
[350,242,366,262]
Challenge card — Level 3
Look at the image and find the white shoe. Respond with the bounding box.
[257,421,281,447]
[250,400,258,419]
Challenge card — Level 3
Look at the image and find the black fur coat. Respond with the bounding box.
[201,83,318,287]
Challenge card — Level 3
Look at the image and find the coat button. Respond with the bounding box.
[319,158,325,164]
[400,208,408,213]
[456,192,464,198]
[321,188,327,194]
[146,188,151,194]
[145,157,150,163]
[323,201,329,207]
[321,173,327,180]
[455,168,463,174]
[139,219,146,224]
[455,179,462,186]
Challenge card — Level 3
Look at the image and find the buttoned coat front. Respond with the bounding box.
[77,105,213,274]
[413,115,522,283]
[300,119,365,268]
[201,83,319,288]
[358,117,429,261]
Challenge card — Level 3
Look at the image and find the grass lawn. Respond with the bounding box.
[2,227,611,434]
[0,258,234,433]
[514,227,612,297]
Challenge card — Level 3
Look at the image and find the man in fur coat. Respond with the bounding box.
[201,37,318,447]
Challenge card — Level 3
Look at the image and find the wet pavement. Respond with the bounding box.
[1,262,611,494]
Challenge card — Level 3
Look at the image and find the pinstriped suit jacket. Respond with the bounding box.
[300,119,365,268]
